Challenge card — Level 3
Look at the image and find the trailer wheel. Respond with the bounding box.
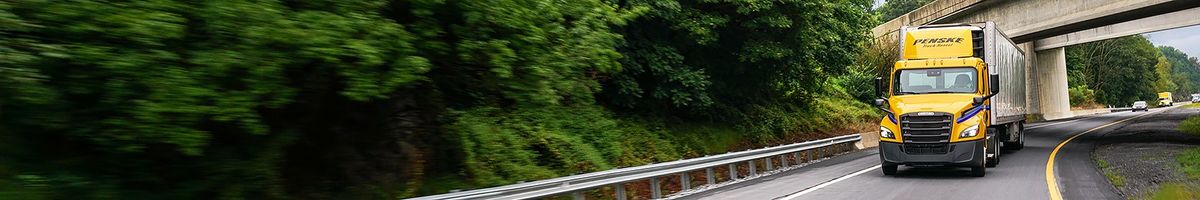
[1004,122,1025,150]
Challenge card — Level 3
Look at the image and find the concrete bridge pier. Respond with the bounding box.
[1033,47,1073,120]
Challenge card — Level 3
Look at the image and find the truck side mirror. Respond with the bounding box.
[874,98,885,107]
[973,97,985,105]
[874,77,884,97]
[989,74,1000,94]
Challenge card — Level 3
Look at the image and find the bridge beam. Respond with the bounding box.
[1034,6,1200,51]
[1033,47,1073,120]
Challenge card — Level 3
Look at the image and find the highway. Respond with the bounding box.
[681,107,1177,200]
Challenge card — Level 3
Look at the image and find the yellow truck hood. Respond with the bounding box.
[889,94,978,115]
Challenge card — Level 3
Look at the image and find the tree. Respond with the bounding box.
[874,0,934,21]
[1,0,633,198]
[1065,35,1160,106]
[1160,46,1200,97]
[1154,55,1178,93]
[605,0,876,115]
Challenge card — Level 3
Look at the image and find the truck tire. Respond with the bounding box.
[972,162,986,177]
[986,130,999,168]
[882,164,898,175]
[1004,122,1025,150]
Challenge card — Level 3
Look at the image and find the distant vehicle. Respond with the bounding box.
[1191,94,1199,103]
[874,22,1025,177]
[1158,92,1173,106]
[1132,101,1148,112]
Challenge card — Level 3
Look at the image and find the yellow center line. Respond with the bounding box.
[1045,109,1163,200]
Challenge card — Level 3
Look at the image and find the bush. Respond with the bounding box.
[1180,117,1200,136]
[1069,85,1097,107]
[449,106,683,187]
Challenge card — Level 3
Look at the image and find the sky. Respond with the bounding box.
[1144,25,1200,58]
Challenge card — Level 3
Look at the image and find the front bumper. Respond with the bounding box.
[879,140,984,167]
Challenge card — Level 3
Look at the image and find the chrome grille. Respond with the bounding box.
[901,112,952,154]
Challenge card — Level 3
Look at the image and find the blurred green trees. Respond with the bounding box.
[1065,35,1161,106]
[1065,36,1200,106]
[0,0,877,199]
[873,0,934,21]
[1160,46,1200,98]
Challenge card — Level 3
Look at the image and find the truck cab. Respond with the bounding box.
[874,22,1026,177]
[1159,92,1174,107]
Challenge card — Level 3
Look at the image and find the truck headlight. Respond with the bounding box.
[960,124,979,138]
[880,126,895,139]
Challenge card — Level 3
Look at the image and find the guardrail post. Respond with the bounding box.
[615,183,627,200]
[572,192,584,200]
[706,168,715,185]
[781,154,789,168]
[748,160,757,176]
[680,172,691,191]
[808,149,815,162]
[794,152,803,164]
[765,157,774,171]
[650,177,662,199]
[728,164,738,180]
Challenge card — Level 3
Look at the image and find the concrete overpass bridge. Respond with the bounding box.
[873,0,1200,120]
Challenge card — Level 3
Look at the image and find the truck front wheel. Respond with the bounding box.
[972,150,987,177]
[986,128,1000,168]
[882,164,897,175]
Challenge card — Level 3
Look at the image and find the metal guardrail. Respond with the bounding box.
[407,134,862,200]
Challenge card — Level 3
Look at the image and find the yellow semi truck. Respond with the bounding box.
[873,22,1026,177]
[1158,92,1173,106]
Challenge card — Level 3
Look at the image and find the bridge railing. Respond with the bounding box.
[406,134,862,200]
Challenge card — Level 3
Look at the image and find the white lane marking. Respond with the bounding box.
[1027,110,1126,129]
[772,108,1156,198]
[776,165,881,200]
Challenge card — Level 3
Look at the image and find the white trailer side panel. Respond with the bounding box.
[984,22,1027,124]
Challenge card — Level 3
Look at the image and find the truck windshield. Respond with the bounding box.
[893,67,977,95]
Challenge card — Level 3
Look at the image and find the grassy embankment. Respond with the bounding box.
[420,96,879,195]
[1151,107,1200,199]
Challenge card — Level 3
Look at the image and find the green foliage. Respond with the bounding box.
[0,0,880,198]
[607,0,876,114]
[1094,157,1125,187]
[1180,117,1200,136]
[450,106,682,187]
[873,0,934,21]
[1065,35,1160,106]
[1154,147,1200,200]
[1150,183,1200,200]
[1068,85,1097,107]
[1160,46,1200,98]
[2,0,634,198]
[1154,55,1179,94]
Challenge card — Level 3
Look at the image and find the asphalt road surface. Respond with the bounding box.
[681,107,1179,200]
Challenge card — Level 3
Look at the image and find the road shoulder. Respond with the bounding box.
[1090,106,1200,198]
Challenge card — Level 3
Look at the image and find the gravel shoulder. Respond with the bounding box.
[1091,107,1200,199]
